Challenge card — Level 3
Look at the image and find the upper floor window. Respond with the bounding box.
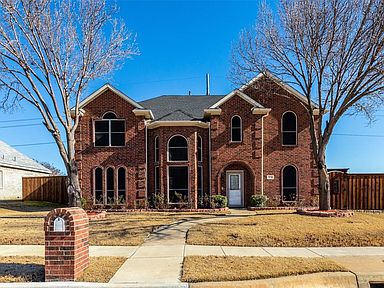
[197,135,202,162]
[231,116,242,142]
[168,135,188,161]
[154,136,159,162]
[95,112,125,147]
[282,112,297,146]
[282,165,298,202]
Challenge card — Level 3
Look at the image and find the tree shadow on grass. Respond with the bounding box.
[0,262,44,282]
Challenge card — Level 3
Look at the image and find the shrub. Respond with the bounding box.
[151,193,168,209]
[211,195,227,208]
[250,194,268,207]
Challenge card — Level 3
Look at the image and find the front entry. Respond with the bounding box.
[226,171,244,207]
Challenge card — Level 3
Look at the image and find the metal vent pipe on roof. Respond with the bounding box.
[206,73,210,95]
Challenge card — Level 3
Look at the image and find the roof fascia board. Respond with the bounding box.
[0,162,51,174]
[252,108,272,115]
[147,121,209,129]
[210,90,263,109]
[132,109,154,120]
[240,72,319,109]
[203,108,222,117]
[74,84,144,112]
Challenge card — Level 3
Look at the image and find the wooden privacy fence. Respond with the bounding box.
[22,176,68,205]
[330,172,384,210]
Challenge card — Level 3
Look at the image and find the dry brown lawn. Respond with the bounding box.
[0,201,224,245]
[187,211,384,247]
[0,256,125,283]
[182,256,347,282]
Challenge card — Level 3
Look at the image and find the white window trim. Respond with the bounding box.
[154,165,160,194]
[93,167,104,205]
[93,113,126,148]
[167,165,189,204]
[281,165,299,202]
[198,165,203,197]
[117,166,127,203]
[197,135,203,162]
[281,111,298,147]
[154,136,159,163]
[230,115,242,143]
[167,135,189,162]
[105,166,115,205]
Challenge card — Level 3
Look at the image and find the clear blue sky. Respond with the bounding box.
[0,0,383,173]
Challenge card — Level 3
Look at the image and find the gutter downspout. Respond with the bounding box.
[261,116,264,195]
[208,122,212,198]
[145,120,148,202]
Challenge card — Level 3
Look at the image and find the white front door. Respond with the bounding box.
[227,171,243,207]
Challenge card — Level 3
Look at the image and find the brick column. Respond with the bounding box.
[44,207,89,281]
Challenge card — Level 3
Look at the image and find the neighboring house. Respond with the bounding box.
[0,140,51,200]
[73,73,320,208]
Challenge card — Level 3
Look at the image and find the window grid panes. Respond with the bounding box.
[155,137,159,162]
[197,136,202,162]
[168,166,188,203]
[231,116,242,142]
[282,112,297,145]
[106,167,115,204]
[94,168,103,203]
[95,113,125,147]
[168,136,188,161]
[117,167,126,203]
[282,166,297,201]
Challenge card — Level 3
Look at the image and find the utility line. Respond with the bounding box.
[10,133,384,148]
[12,141,56,147]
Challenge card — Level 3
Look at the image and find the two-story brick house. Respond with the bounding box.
[74,72,319,208]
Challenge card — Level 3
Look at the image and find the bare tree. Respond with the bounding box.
[231,0,384,210]
[0,0,138,207]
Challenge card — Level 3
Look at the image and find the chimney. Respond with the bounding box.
[205,73,210,95]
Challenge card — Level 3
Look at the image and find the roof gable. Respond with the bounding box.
[76,84,144,110]
[209,90,264,109]
[239,72,319,108]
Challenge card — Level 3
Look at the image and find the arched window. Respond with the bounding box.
[231,116,242,142]
[282,112,297,145]
[154,136,159,162]
[168,135,188,161]
[106,167,115,204]
[197,135,202,162]
[94,167,103,203]
[117,167,126,203]
[95,112,125,147]
[282,165,297,201]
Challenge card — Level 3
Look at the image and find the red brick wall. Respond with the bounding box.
[210,94,264,207]
[244,79,318,204]
[44,208,89,281]
[75,89,146,208]
[147,126,210,208]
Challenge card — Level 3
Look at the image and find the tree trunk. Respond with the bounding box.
[66,132,81,207]
[67,159,81,207]
[318,161,331,210]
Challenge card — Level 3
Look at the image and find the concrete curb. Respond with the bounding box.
[189,272,358,288]
[0,283,189,288]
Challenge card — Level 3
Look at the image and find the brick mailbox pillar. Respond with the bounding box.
[44,207,89,281]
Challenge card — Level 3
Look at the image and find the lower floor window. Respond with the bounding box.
[94,166,126,205]
[282,165,297,201]
[155,166,160,194]
[168,166,188,203]
[197,166,203,198]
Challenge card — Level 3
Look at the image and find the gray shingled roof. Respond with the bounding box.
[139,95,226,121]
[0,140,51,173]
